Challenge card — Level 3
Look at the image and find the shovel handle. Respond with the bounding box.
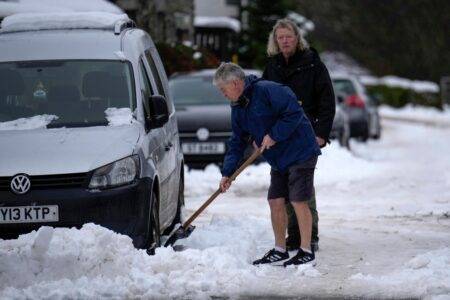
[182,148,263,229]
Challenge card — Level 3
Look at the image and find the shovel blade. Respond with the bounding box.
[163,224,195,247]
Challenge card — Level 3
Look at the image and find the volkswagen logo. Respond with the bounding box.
[10,174,31,195]
[196,127,209,141]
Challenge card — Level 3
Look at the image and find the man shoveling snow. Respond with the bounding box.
[214,62,321,267]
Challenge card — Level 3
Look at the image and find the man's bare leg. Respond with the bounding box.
[268,198,287,249]
[291,201,312,251]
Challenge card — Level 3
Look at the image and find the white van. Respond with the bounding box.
[0,12,184,251]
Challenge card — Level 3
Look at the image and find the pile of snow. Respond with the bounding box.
[194,16,241,33]
[105,107,135,126]
[0,0,122,18]
[0,224,322,299]
[360,75,440,93]
[0,12,129,33]
[0,114,57,130]
[350,248,450,298]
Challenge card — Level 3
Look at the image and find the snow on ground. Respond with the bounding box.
[1,107,450,299]
[0,114,57,130]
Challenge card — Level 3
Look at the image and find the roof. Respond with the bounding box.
[194,16,240,33]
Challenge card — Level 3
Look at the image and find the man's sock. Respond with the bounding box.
[275,245,287,253]
[301,247,312,254]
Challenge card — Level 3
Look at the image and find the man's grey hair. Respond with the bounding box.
[213,62,246,86]
[267,18,309,57]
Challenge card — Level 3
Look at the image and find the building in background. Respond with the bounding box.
[113,0,194,45]
[194,0,241,61]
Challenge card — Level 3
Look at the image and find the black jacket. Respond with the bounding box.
[263,48,335,142]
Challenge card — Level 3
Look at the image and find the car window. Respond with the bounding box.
[144,51,165,96]
[332,79,357,96]
[0,60,135,128]
[138,59,154,119]
[169,76,229,106]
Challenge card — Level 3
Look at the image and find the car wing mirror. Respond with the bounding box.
[336,93,345,104]
[147,95,169,129]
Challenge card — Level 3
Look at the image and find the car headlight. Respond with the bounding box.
[89,155,140,189]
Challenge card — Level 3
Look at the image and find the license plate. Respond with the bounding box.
[182,142,226,154]
[0,205,59,224]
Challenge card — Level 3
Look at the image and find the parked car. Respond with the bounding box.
[329,95,351,148]
[331,73,381,141]
[169,69,262,168]
[0,12,184,252]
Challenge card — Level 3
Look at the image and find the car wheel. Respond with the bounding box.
[339,114,351,149]
[359,123,369,142]
[147,191,160,255]
[373,120,382,140]
[339,127,350,149]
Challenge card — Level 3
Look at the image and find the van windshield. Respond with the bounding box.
[0,60,135,128]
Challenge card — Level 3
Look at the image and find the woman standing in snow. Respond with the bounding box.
[263,19,335,252]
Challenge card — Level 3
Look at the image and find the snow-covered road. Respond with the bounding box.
[1,107,449,299]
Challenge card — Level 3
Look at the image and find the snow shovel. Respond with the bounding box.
[164,148,263,247]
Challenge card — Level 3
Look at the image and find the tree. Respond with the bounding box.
[239,0,296,68]
[295,0,450,82]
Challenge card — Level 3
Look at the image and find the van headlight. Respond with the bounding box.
[89,155,140,189]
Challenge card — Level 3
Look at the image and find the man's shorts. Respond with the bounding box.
[268,156,318,202]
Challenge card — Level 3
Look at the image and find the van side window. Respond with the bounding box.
[144,50,173,114]
[139,60,153,119]
[144,51,165,97]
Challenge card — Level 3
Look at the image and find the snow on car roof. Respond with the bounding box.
[0,0,122,17]
[0,12,129,33]
[194,16,241,33]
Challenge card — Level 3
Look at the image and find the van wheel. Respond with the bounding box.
[147,192,160,255]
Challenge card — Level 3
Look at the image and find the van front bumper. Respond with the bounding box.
[0,177,153,249]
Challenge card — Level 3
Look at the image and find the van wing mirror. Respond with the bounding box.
[147,95,169,129]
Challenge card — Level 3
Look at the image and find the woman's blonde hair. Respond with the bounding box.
[267,18,309,57]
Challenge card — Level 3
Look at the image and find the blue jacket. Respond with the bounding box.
[221,75,321,177]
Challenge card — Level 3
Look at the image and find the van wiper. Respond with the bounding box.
[16,61,65,68]
[47,121,109,128]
